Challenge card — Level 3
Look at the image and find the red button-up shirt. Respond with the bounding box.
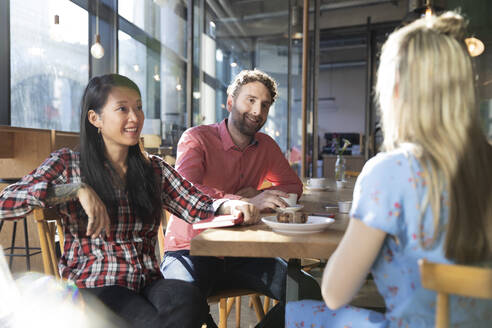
[165,119,303,251]
[0,148,220,291]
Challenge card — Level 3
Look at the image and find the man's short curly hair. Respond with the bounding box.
[226,69,278,104]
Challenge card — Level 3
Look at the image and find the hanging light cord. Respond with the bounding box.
[96,0,99,35]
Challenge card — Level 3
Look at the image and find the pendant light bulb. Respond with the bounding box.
[91,1,104,59]
[465,37,485,57]
[51,14,63,42]
[91,34,105,59]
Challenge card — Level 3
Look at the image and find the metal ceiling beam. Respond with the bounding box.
[217,0,398,24]
[207,0,250,51]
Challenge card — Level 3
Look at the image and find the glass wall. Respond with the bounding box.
[3,0,490,157]
[118,0,187,152]
[200,1,292,153]
[10,0,88,131]
[6,0,189,152]
[118,31,152,117]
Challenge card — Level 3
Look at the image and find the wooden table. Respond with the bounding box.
[190,179,355,301]
[190,214,348,260]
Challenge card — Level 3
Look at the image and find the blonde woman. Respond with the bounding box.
[286,11,492,328]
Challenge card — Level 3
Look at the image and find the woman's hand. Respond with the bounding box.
[219,199,260,225]
[77,184,111,238]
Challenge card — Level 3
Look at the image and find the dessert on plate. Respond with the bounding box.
[276,211,307,224]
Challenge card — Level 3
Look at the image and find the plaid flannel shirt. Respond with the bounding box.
[0,148,219,291]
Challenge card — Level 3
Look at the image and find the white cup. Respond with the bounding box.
[306,178,325,189]
[338,201,352,213]
[336,180,345,189]
[280,193,298,207]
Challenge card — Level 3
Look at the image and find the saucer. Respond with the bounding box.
[262,216,335,234]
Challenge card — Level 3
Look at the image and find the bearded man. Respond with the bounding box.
[161,69,321,327]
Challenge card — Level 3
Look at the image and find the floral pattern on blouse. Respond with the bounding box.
[286,149,492,328]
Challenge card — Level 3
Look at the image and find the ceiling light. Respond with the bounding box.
[465,37,485,57]
[290,2,303,40]
[51,14,62,42]
[424,6,433,19]
[175,77,182,91]
[216,49,223,62]
[153,66,160,81]
[90,35,104,59]
[90,1,105,59]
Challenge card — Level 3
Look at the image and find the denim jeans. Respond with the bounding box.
[80,278,209,328]
[161,250,322,327]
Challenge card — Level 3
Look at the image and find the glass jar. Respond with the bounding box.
[334,155,346,181]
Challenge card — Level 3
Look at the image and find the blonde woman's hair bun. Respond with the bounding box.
[431,11,468,42]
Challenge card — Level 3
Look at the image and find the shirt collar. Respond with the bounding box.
[219,119,259,151]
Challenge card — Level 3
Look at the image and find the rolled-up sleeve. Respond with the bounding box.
[155,157,217,224]
[0,149,70,219]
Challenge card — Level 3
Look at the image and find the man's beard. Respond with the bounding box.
[231,105,265,137]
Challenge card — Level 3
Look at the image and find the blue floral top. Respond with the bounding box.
[286,149,492,328]
[351,149,492,327]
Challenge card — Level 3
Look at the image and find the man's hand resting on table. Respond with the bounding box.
[239,190,290,212]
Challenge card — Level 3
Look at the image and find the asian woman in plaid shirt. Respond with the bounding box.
[0,74,259,327]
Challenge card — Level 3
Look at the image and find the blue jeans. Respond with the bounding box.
[161,250,322,327]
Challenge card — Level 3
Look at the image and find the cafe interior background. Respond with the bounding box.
[0,0,491,272]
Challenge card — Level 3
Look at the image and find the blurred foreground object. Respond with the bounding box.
[0,246,118,328]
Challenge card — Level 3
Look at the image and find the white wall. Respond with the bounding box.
[317,65,366,146]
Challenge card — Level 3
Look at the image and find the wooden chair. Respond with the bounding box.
[158,212,266,328]
[0,180,42,271]
[418,259,492,328]
[32,206,269,327]
[29,207,64,278]
[344,170,360,178]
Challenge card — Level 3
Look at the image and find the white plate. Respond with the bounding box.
[305,186,333,192]
[261,216,335,235]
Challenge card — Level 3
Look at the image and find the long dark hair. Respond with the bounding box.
[79,74,162,225]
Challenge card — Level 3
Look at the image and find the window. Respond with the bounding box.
[118,0,188,151]
[202,1,291,152]
[118,30,152,118]
[10,0,88,131]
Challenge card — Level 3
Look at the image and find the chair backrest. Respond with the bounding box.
[344,170,360,178]
[418,259,492,328]
[33,207,166,279]
[157,210,171,261]
[29,208,63,278]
